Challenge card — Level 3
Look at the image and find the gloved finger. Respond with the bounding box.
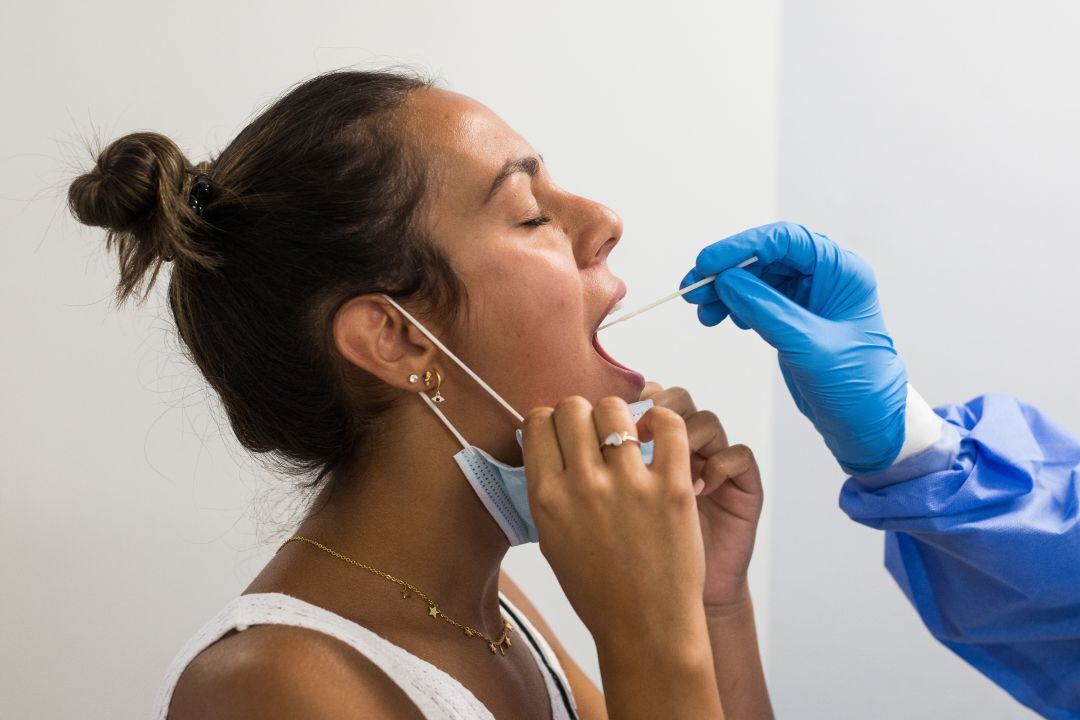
[699,268,803,330]
[697,300,730,327]
[758,262,800,279]
[783,275,813,309]
[682,254,799,308]
[760,270,798,292]
[714,268,815,351]
[679,268,720,305]
[759,274,810,311]
[695,221,823,278]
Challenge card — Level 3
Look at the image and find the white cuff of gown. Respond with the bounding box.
[893,384,945,465]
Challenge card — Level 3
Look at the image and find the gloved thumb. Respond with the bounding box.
[714,268,814,352]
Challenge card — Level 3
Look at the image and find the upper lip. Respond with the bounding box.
[593,280,627,334]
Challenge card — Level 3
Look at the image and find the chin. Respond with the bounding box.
[612,370,648,401]
[576,369,645,406]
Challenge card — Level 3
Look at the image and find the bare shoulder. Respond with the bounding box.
[168,623,424,720]
[499,571,608,720]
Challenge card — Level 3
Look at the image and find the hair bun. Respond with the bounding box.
[68,131,220,304]
[69,132,188,233]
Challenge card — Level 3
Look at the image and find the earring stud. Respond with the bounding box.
[408,373,419,384]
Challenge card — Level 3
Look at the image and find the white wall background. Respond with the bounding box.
[3,1,1076,719]
[769,1,1080,718]
[0,2,778,718]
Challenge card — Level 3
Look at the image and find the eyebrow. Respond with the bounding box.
[483,154,544,205]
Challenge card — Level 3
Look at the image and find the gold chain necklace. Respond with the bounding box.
[278,535,514,656]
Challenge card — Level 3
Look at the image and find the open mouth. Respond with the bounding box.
[592,296,640,377]
[592,331,635,372]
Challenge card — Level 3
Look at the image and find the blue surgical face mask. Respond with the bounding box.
[382,295,655,546]
[456,400,656,545]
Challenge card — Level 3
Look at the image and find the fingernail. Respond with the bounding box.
[693,478,705,495]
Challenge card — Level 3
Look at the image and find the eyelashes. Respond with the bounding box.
[521,213,551,228]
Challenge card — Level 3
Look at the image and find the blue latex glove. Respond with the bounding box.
[680,221,908,474]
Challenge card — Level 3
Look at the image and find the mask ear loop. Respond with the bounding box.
[382,294,525,424]
[419,391,468,450]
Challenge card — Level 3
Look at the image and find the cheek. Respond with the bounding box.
[464,252,594,401]
[487,263,582,347]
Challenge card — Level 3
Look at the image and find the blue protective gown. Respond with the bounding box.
[840,394,1080,719]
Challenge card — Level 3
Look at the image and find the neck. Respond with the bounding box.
[290,398,517,633]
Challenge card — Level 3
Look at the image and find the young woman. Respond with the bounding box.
[68,69,772,719]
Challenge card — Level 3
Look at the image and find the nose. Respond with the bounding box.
[568,195,623,267]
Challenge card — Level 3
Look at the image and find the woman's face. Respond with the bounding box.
[408,87,644,419]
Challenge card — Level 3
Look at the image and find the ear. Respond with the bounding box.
[332,295,439,391]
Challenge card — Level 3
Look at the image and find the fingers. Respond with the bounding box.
[639,381,665,401]
[685,409,728,483]
[700,444,762,499]
[551,396,601,469]
[683,222,840,333]
[646,385,726,452]
[646,388,728,481]
[694,221,820,277]
[679,267,720,305]
[694,226,765,276]
[646,385,697,419]
[697,300,732,327]
[685,410,728,458]
[522,407,563,478]
[713,268,815,351]
[593,396,645,474]
[637,406,691,481]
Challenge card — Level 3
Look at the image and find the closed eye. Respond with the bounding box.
[522,213,551,228]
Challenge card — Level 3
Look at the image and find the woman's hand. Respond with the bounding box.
[521,395,708,648]
[522,396,724,719]
[641,383,764,610]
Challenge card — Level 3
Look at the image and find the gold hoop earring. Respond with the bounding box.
[423,369,445,404]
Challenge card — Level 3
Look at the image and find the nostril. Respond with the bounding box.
[596,236,618,260]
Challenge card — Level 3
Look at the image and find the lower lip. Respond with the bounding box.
[592,333,645,387]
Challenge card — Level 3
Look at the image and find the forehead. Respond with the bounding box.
[405,87,534,207]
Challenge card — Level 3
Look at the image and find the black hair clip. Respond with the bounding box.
[188,175,214,217]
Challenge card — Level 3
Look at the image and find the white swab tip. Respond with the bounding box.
[596,254,759,332]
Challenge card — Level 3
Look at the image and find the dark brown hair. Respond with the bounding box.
[67,69,462,488]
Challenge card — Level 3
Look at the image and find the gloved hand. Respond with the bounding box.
[680,221,909,474]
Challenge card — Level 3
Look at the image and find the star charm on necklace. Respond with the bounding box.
[428,604,440,618]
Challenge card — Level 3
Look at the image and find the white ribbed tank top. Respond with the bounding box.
[152,591,579,720]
